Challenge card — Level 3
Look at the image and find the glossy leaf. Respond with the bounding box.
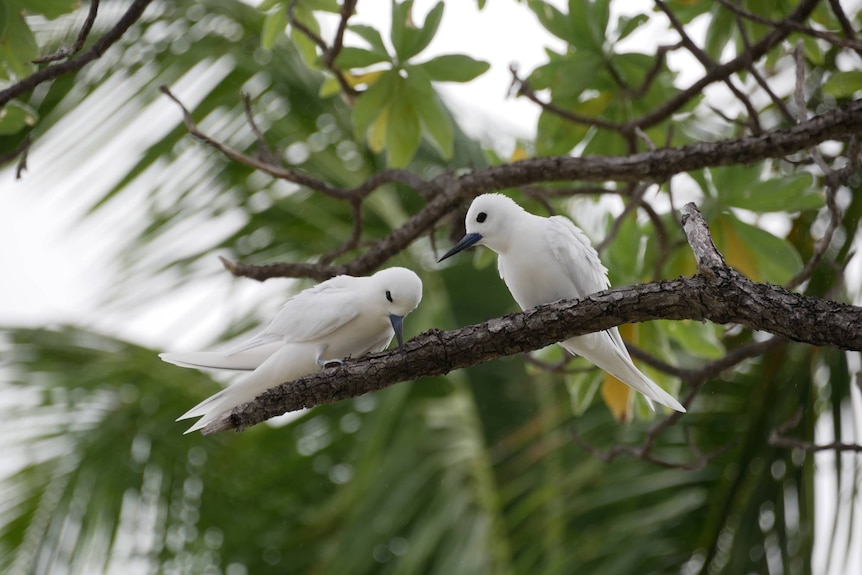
[385,77,421,167]
[416,54,490,83]
[565,368,603,416]
[0,11,37,78]
[405,68,453,158]
[526,0,573,44]
[401,0,444,61]
[353,69,396,138]
[289,4,321,66]
[18,0,78,19]
[822,70,862,98]
[334,46,390,69]
[721,173,821,213]
[261,6,288,50]
[704,6,734,61]
[529,51,603,100]
[616,13,648,42]
[349,24,389,57]
[718,213,804,285]
[568,0,609,53]
[390,0,414,61]
[663,320,726,360]
[0,99,37,135]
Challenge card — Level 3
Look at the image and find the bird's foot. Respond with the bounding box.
[319,357,348,369]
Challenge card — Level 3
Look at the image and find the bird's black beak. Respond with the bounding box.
[438,233,483,262]
[390,314,405,351]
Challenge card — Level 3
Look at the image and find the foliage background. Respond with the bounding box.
[1,1,861,574]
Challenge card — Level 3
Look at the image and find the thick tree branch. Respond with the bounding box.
[223,98,862,282]
[202,204,862,434]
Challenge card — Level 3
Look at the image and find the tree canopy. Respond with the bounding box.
[1,1,861,574]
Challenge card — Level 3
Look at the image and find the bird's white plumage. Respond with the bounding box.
[160,267,423,433]
[452,194,685,413]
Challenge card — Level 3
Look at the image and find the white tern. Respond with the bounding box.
[439,194,685,413]
[160,266,424,433]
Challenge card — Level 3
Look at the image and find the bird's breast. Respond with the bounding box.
[499,251,574,310]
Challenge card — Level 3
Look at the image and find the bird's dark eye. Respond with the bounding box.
[385,290,393,303]
[477,212,487,223]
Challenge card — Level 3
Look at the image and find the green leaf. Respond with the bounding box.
[0,2,8,41]
[257,0,283,10]
[334,46,390,69]
[710,164,762,198]
[704,6,734,61]
[527,0,573,44]
[289,5,321,66]
[568,0,609,53]
[0,99,38,135]
[724,215,804,285]
[799,34,823,66]
[565,369,604,416]
[261,7,287,51]
[0,12,37,78]
[318,74,341,98]
[415,54,490,83]
[822,71,862,98]
[722,173,822,213]
[616,13,648,42]
[349,24,389,56]
[405,68,453,158]
[353,70,396,138]
[385,77,421,167]
[303,0,341,11]
[402,1,444,60]
[663,320,725,360]
[390,0,414,62]
[17,0,77,19]
[535,108,589,156]
[554,52,603,99]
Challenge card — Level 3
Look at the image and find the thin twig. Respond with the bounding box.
[0,0,154,108]
[634,0,819,130]
[509,65,621,132]
[716,0,862,54]
[569,424,739,471]
[0,136,32,178]
[287,0,357,98]
[769,407,862,453]
[654,0,762,134]
[241,93,278,165]
[729,1,795,124]
[33,0,101,64]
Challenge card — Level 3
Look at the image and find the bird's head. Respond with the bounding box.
[438,193,524,261]
[371,267,423,350]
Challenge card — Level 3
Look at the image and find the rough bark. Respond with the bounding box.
[203,203,862,434]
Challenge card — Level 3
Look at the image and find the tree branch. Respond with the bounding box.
[32,0,101,64]
[769,408,862,453]
[202,203,862,434]
[0,0,154,108]
[223,97,862,282]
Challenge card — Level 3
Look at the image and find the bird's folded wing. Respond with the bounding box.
[256,276,363,342]
[546,216,610,297]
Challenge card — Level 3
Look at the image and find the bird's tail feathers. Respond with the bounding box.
[177,387,230,422]
[159,348,276,371]
[177,343,320,434]
[561,333,686,413]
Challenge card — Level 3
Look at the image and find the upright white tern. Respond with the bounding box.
[438,194,685,413]
[161,267,424,433]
